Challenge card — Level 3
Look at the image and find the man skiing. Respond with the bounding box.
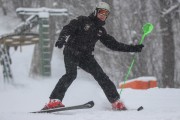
[42,2,144,111]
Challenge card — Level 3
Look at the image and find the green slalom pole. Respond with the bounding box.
[119,23,154,95]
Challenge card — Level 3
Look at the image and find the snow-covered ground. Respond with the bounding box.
[0,39,180,120]
[1,13,180,120]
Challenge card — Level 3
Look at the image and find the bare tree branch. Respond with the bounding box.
[161,2,180,17]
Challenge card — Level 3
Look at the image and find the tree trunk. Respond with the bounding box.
[136,0,148,76]
[0,0,7,15]
[159,0,175,88]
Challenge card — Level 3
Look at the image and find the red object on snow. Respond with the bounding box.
[42,99,65,110]
[119,77,157,90]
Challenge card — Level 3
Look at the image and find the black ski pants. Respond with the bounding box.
[50,47,120,103]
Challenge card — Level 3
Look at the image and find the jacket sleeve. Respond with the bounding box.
[99,32,139,52]
[57,18,80,41]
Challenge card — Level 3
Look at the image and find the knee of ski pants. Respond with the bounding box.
[93,72,110,83]
[66,72,77,80]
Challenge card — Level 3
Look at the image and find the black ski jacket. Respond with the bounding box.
[58,14,140,55]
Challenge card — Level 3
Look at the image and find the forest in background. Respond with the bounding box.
[0,0,180,88]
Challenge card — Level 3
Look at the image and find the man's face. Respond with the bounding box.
[97,9,109,21]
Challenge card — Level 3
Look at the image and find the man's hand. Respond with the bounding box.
[134,44,144,52]
[55,37,66,49]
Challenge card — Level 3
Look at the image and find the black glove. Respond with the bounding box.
[133,44,144,52]
[55,37,66,49]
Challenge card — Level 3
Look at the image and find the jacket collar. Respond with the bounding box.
[88,13,105,27]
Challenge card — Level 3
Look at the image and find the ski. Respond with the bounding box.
[31,101,94,113]
[137,106,143,111]
[128,106,144,111]
[112,106,144,111]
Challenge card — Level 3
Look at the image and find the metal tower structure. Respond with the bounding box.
[16,7,68,76]
[0,45,13,82]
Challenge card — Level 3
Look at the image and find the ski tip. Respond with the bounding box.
[137,106,143,111]
[85,101,94,108]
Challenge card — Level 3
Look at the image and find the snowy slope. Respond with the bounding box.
[1,13,180,120]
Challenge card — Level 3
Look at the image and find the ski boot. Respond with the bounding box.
[42,99,65,110]
[112,100,127,110]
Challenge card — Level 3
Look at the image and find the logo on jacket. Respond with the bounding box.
[97,30,103,36]
[84,24,90,31]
